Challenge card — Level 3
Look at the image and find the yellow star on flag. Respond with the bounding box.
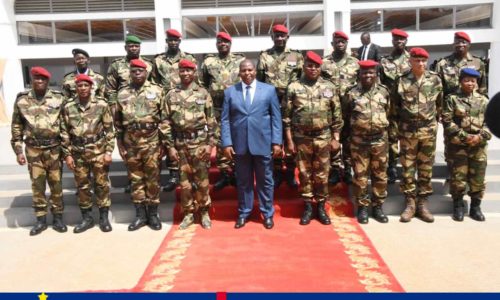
[38,292,48,300]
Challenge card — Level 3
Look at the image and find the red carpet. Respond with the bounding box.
[133,178,404,292]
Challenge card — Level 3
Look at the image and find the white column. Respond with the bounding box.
[154,0,182,53]
[0,0,25,122]
[323,0,351,56]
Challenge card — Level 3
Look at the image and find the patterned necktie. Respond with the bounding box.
[361,45,367,60]
[245,85,251,109]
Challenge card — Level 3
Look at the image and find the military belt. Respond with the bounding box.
[127,122,158,131]
[358,132,385,141]
[295,127,330,137]
[403,119,434,131]
[25,137,60,147]
[174,129,206,140]
[71,132,105,146]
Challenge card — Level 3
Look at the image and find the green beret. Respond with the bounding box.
[125,35,142,44]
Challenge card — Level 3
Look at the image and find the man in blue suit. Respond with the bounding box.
[221,59,282,229]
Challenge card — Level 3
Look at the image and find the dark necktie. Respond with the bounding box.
[245,85,251,109]
[361,46,367,60]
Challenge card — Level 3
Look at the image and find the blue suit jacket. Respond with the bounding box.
[221,81,282,156]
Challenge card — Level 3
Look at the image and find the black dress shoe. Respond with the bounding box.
[234,217,247,229]
[263,217,274,229]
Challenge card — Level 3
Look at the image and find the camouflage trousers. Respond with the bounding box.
[449,143,487,199]
[350,135,388,207]
[26,146,63,217]
[399,135,437,198]
[178,144,212,213]
[215,113,234,172]
[295,134,330,202]
[125,143,161,204]
[73,152,111,209]
[330,139,351,170]
[388,120,399,168]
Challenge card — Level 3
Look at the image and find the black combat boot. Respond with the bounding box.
[147,204,162,230]
[372,205,389,223]
[317,201,331,225]
[387,165,398,184]
[343,165,353,184]
[99,207,112,232]
[163,170,179,192]
[214,170,231,191]
[273,170,283,189]
[452,196,465,222]
[329,168,341,185]
[128,203,148,231]
[300,201,313,225]
[30,215,48,236]
[52,213,67,233]
[284,163,298,189]
[74,208,95,233]
[470,198,485,221]
[357,206,369,224]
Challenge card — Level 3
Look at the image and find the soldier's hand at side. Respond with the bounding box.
[65,156,75,171]
[330,139,340,152]
[224,146,235,160]
[168,147,179,162]
[118,144,127,159]
[200,145,212,162]
[272,144,282,159]
[103,153,112,166]
[16,154,26,166]
[286,140,296,155]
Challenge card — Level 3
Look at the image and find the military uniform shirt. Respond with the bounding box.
[152,51,197,91]
[435,52,487,96]
[61,68,105,100]
[322,53,359,96]
[201,53,245,96]
[257,47,304,90]
[380,50,411,91]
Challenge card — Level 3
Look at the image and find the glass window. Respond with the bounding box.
[219,15,252,37]
[55,21,89,43]
[289,11,323,35]
[383,9,416,31]
[125,19,156,41]
[183,16,217,39]
[254,14,286,36]
[419,7,453,30]
[351,10,381,32]
[456,4,492,29]
[17,21,53,44]
[91,20,124,42]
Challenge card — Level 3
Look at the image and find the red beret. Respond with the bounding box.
[272,24,288,34]
[305,51,322,65]
[130,59,147,69]
[333,31,349,40]
[455,31,471,43]
[391,28,409,38]
[178,59,197,70]
[216,31,232,42]
[410,47,429,58]
[30,66,51,79]
[75,74,93,84]
[166,29,182,39]
[358,60,379,69]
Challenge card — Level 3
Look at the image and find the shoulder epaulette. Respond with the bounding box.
[141,56,153,62]
[111,57,123,63]
[290,49,302,53]
[345,83,358,93]
[154,53,165,59]
[63,71,75,78]
[377,83,390,93]
[233,52,246,58]
[16,91,29,98]
[51,90,63,95]
[204,53,216,59]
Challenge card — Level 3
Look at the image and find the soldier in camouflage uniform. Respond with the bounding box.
[11,67,67,236]
[165,59,217,230]
[105,35,153,194]
[321,31,359,185]
[344,60,390,224]
[257,24,304,189]
[114,59,169,231]
[61,48,105,101]
[200,32,245,191]
[60,74,115,233]
[283,51,342,226]
[435,31,488,185]
[391,48,443,223]
[380,29,412,184]
[441,68,490,222]
[152,29,198,193]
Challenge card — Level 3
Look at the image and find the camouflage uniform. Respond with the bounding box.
[380,50,411,173]
[114,81,169,205]
[61,69,105,100]
[435,53,487,173]
[322,52,359,174]
[164,82,216,214]
[343,83,390,207]
[201,52,245,172]
[441,90,490,200]
[257,47,304,185]
[11,90,64,217]
[152,51,197,91]
[392,70,443,216]
[60,96,115,209]
[283,77,342,202]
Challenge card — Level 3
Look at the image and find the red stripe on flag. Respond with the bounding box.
[216,291,227,300]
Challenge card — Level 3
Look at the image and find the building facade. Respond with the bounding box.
[0,0,498,121]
